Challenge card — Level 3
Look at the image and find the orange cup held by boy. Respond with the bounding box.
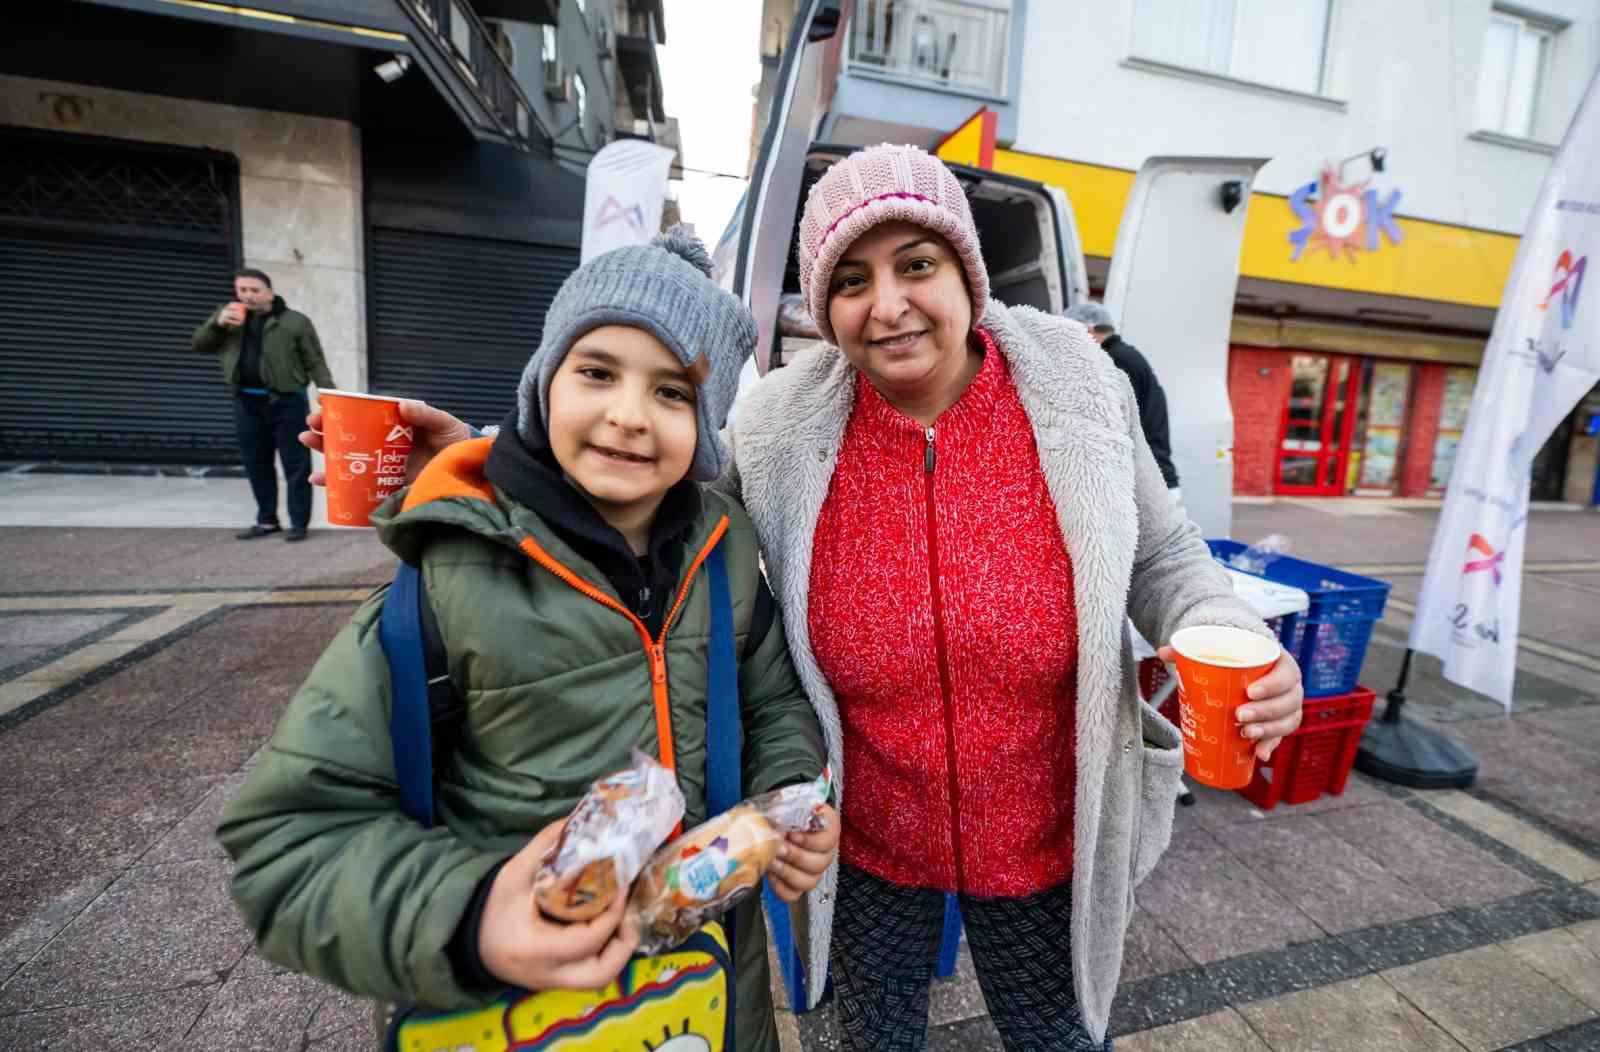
[1168,625,1281,790]
[318,390,413,527]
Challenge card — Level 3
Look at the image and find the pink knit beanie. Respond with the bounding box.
[797,144,989,346]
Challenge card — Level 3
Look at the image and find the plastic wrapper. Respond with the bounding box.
[533,751,685,922]
[629,769,832,954]
[1225,533,1292,575]
[777,293,820,338]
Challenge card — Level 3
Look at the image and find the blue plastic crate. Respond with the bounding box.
[1262,611,1301,652]
[1206,540,1391,697]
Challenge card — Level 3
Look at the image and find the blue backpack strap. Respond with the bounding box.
[704,542,741,816]
[704,541,741,991]
[707,543,813,1012]
[379,562,436,828]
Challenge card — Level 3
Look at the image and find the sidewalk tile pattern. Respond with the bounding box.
[1115,1008,1270,1052]
[1381,945,1592,1051]
[1,517,1598,1050]
[1235,975,1466,1052]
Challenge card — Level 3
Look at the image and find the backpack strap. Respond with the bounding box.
[380,561,469,829]
[379,562,436,827]
[703,540,742,978]
[703,542,741,816]
[417,572,468,772]
[708,544,814,1012]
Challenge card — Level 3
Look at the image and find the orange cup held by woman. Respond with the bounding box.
[318,390,413,527]
[1168,625,1281,790]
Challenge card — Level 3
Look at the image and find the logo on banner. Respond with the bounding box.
[1288,166,1404,262]
[1537,250,1587,330]
[1462,533,1506,587]
[596,195,646,233]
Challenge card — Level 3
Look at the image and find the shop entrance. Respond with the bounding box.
[1274,353,1362,495]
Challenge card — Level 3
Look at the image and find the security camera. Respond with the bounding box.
[374,55,412,83]
[1370,147,1387,172]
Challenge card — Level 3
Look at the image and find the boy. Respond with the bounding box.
[218,230,838,1052]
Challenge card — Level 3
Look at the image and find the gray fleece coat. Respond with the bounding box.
[722,301,1269,1042]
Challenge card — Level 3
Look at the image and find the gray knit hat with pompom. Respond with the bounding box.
[517,226,757,482]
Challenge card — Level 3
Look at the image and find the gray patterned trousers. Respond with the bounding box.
[830,863,1110,1052]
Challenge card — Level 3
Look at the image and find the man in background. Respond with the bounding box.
[192,268,336,541]
[1065,300,1181,501]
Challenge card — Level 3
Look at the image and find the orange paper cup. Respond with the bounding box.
[1169,625,1281,790]
[318,390,413,528]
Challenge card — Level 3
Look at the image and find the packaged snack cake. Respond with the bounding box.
[533,751,685,921]
[630,769,831,953]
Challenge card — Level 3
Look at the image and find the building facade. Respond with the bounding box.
[789,0,1600,504]
[0,0,670,464]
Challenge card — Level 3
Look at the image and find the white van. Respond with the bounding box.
[717,0,1266,541]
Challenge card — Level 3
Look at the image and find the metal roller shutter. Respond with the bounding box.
[0,130,240,463]
[368,227,579,429]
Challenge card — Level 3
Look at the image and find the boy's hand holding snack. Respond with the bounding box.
[478,818,641,991]
[767,802,840,903]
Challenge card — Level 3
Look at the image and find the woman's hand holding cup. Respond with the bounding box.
[1155,640,1304,763]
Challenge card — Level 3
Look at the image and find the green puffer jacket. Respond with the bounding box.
[191,295,336,391]
[217,440,824,1052]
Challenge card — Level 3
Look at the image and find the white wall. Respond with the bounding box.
[1014,0,1600,234]
[0,75,367,390]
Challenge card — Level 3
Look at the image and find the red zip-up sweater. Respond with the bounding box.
[808,331,1079,898]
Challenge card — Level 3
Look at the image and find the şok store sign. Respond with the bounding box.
[1287,166,1404,263]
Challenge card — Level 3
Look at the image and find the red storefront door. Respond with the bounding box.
[1274,353,1363,496]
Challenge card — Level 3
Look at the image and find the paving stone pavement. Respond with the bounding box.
[0,499,1596,1050]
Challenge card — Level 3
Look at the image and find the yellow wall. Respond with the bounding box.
[937,116,989,170]
[938,139,1519,310]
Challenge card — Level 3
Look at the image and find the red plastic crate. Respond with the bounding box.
[1240,686,1376,809]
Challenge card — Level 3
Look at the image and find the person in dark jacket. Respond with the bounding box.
[217,230,835,1052]
[1065,301,1181,497]
[191,268,336,541]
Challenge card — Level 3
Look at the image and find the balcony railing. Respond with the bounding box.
[404,0,536,145]
[849,0,1011,98]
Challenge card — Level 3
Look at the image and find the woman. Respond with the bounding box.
[305,145,1304,1050]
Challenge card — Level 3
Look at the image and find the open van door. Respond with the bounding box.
[1101,156,1269,539]
[718,0,841,374]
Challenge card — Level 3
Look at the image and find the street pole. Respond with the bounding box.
[1354,647,1478,789]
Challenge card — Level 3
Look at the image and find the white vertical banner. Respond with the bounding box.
[581,140,677,263]
[1410,69,1600,708]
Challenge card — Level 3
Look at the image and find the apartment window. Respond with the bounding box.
[483,19,514,68]
[1130,0,1332,97]
[448,0,474,62]
[848,0,1013,97]
[541,24,563,97]
[574,71,588,142]
[1475,8,1555,139]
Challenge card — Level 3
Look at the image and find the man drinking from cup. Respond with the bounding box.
[192,268,336,542]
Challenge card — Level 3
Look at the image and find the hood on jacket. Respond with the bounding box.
[369,437,513,566]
